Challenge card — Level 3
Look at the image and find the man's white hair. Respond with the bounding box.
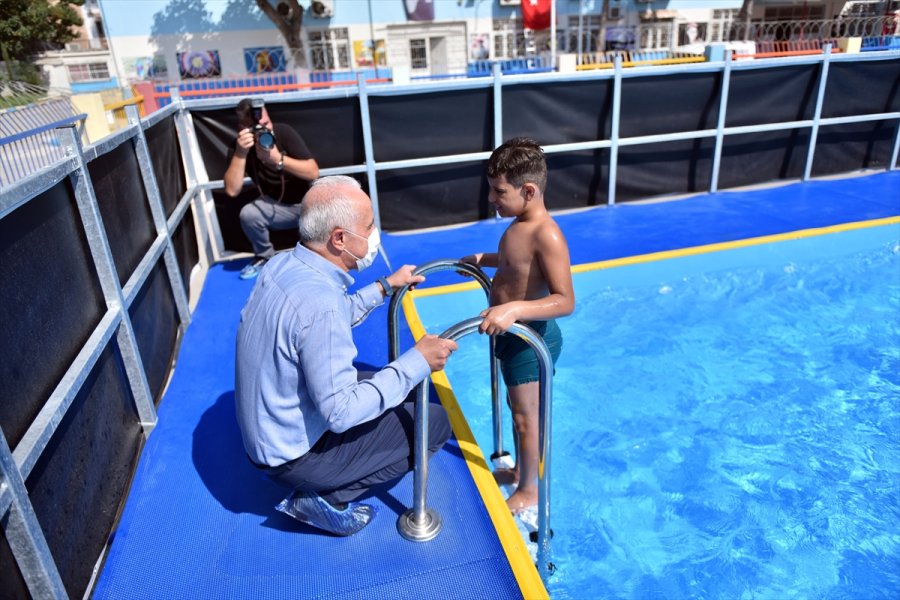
[298,176,364,245]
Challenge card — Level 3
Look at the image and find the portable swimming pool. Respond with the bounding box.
[410,222,900,598]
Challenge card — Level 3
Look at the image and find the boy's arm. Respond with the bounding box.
[460,252,499,268]
[478,227,574,335]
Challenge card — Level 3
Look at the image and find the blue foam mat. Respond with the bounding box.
[93,261,520,599]
[93,172,898,598]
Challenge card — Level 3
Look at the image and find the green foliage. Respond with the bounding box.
[0,0,84,59]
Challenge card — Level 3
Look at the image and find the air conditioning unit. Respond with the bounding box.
[309,0,333,18]
[499,0,521,6]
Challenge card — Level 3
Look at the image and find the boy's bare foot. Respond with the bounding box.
[493,467,519,487]
[506,488,538,515]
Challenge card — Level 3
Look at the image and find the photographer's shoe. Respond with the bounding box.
[239,257,268,280]
[276,491,377,536]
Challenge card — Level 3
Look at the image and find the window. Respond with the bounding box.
[566,15,601,54]
[409,39,427,69]
[492,20,530,58]
[308,28,350,70]
[710,9,739,42]
[763,6,825,20]
[67,62,110,82]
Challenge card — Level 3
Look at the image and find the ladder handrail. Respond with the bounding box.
[397,315,555,585]
[387,259,508,459]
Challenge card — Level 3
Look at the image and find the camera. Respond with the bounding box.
[249,98,277,151]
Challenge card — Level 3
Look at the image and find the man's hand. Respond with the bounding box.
[478,303,520,335]
[387,265,424,293]
[415,334,458,372]
[234,128,255,159]
[256,143,282,168]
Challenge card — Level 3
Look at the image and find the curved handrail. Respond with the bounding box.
[387,259,491,362]
[387,259,509,459]
[398,316,555,585]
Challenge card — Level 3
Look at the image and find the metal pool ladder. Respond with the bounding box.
[387,259,556,583]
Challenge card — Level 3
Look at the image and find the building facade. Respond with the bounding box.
[41,0,900,90]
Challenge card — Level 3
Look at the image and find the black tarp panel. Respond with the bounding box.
[145,115,187,218]
[619,72,721,137]
[370,88,493,161]
[0,180,104,449]
[24,338,141,598]
[812,120,897,176]
[0,532,28,600]
[503,79,612,143]
[370,88,492,230]
[718,129,809,189]
[616,138,715,201]
[821,58,900,118]
[172,204,199,296]
[87,142,156,286]
[129,259,179,404]
[377,161,490,231]
[725,64,820,127]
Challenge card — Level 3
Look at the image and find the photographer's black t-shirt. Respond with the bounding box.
[226,123,314,204]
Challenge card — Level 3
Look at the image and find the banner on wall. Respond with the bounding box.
[522,0,551,31]
[404,0,434,21]
[177,50,221,79]
[353,40,387,68]
[244,47,287,73]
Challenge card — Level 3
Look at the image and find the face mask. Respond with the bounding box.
[343,227,381,271]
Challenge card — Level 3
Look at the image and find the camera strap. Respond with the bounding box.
[254,152,286,202]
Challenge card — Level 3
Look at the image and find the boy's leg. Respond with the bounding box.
[505,381,540,513]
[492,391,520,487]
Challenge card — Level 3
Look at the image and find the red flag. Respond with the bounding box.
[522,0,551,31]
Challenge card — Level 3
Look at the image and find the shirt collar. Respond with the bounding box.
[292,242,354,291]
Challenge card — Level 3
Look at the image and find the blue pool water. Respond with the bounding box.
[413,225,900,599]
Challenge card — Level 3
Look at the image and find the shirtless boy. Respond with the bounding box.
[461,138,574,513]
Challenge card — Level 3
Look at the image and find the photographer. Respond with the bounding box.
[224,97,320,280]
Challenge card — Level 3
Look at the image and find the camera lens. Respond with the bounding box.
[256,129,276,151]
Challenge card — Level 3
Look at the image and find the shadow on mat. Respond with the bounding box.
[192,391,286,519]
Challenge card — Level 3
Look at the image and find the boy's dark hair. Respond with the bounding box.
[486,137,547,192]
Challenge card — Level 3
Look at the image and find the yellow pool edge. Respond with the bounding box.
[400,293,549,600]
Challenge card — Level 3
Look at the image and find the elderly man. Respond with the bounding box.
[235,175,456,536]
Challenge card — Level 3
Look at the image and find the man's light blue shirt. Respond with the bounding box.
[235,243,430,467]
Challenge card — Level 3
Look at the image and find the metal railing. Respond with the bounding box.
[0,100,200,599]
[0,98,86,187]
[388,260,506,458]
[728,15,899,42]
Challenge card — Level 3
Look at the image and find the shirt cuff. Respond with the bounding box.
[360,282,385,308]
[396,347,432,384]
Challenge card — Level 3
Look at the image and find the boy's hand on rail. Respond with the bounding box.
[387,265,424,292]
[478,303,519,335]
[415,335,459,372]
[459,254,481,277]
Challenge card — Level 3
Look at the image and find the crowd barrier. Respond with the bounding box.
[1,47,898,598]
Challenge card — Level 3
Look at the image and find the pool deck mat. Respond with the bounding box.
[93,171,899,598]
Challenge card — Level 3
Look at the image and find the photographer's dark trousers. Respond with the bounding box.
[239,195,302,258]
[263,399,452,505]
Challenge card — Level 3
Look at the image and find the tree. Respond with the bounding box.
[0,0,84,81]
[255,0,307,70]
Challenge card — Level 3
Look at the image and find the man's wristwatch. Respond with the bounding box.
[377,276,393,297]
[276,153,284,171]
